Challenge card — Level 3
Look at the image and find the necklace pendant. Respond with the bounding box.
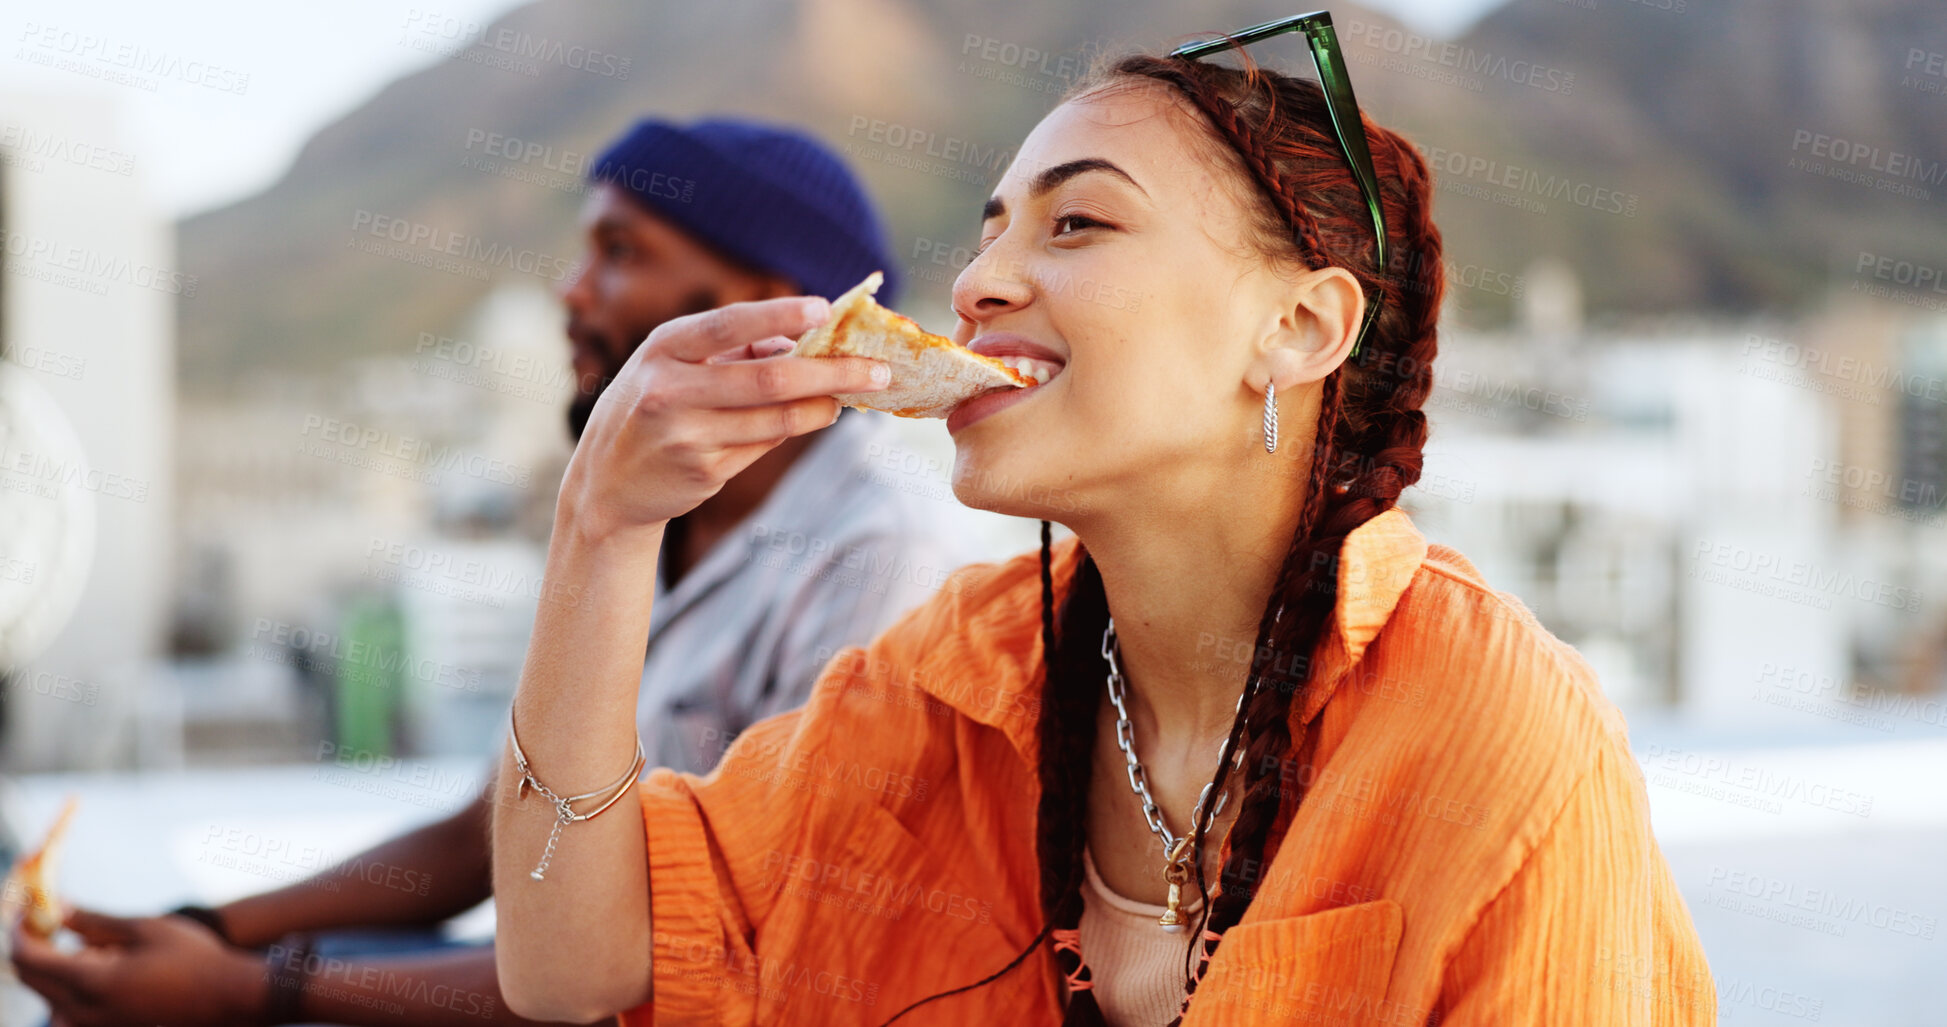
[1158,880,1187,932]
[1159,842,1192,932]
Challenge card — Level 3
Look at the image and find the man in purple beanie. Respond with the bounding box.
[11,119,981,1026]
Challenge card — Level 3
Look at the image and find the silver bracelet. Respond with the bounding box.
[507,706,646,881]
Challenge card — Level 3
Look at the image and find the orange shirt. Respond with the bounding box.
[621,508,1716,1025]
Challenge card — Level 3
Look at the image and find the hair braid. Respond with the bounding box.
[1037,521,1113,1025]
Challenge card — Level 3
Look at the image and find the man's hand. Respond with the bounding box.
[10,909,269,1027]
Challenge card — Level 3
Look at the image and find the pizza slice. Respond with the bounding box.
[4,796,77,939]
[793,271,1039,418]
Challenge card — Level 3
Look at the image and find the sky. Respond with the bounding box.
[1,0,1505,220]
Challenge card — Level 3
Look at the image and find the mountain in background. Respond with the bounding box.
[177,0,1947,394]
[1458,0,1946,314]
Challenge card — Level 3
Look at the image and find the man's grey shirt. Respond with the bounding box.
[636,410,987,774]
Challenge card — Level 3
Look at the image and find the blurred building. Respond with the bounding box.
[0,92,175,772]
[1406,263,1947,737]
[172,281,568,764]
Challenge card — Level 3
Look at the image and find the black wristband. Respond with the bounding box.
[167,904,233,945]
[263,933,314,1025]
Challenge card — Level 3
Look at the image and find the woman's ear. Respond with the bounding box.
[1244,265,1364,393]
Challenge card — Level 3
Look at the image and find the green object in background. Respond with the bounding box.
[336,595,405,757]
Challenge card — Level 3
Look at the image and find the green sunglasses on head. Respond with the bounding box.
[1171,11,1387,360]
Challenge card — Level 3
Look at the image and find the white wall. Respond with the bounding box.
[1,91,175,770]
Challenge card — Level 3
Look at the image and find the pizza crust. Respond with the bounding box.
[4,796,77,939]
[793,271,1032,418]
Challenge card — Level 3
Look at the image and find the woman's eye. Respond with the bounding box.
[1052,213,1108,237]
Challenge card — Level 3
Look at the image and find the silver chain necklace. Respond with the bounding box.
[1101,617,1245,931]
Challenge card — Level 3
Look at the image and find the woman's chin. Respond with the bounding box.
[949,449,1085,523]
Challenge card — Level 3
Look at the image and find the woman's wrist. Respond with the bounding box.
[553,483,668,555]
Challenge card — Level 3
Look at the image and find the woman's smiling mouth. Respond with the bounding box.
[950,334,1067,433]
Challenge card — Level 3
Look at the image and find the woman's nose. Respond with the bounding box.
[951,245,1034,326]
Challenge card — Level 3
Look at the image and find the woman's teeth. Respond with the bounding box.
[996,355,1062,385]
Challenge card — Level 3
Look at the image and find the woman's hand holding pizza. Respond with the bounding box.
[559,295,890,541]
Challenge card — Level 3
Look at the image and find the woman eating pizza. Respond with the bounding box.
[488,15,1715,1026]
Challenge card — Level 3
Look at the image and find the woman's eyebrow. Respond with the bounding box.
[981,157,1148,222]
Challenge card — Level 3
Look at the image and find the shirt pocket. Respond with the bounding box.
[834,802,1008,937]
[1184,898,1405,1026]
[757,801,1027,1023]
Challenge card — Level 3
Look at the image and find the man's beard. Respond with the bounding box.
[566,286,721,441]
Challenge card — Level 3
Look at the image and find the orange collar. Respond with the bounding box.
[904,509,1430,768]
